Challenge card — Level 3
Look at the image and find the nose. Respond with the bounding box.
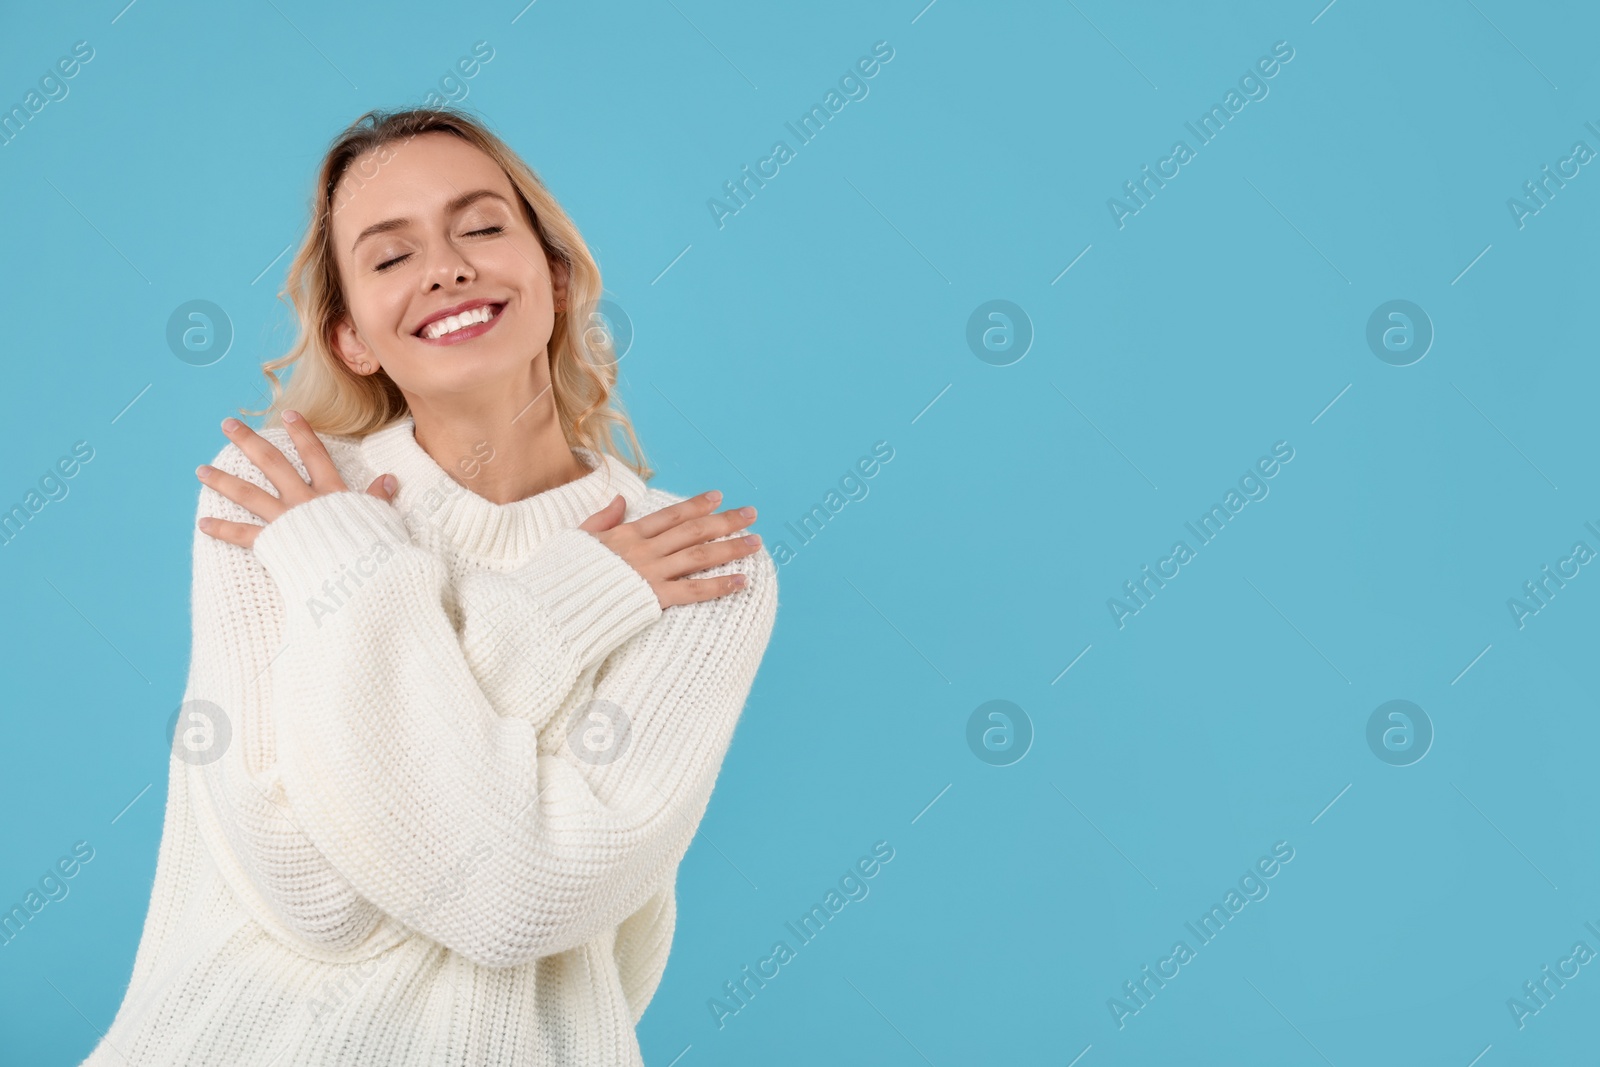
[424,244,475,289]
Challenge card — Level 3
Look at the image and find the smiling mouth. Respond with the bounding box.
[415,302,506,341]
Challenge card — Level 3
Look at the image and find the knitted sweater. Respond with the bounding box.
[81,415,777,1066]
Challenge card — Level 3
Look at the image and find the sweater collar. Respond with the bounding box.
[358,414,646,561]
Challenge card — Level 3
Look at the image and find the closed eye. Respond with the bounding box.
[374,227,505,272]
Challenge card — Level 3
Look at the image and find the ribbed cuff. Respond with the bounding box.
[252,492,414,619]
[514,526,663,668]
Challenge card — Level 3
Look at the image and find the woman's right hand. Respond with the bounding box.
[578,491,761,610]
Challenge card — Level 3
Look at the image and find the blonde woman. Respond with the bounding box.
[82,108,777,1066]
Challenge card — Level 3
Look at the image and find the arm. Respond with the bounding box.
[182,436,658,956]
[479,490,777,958]
[182,442,390,953]
[250,482,776,969]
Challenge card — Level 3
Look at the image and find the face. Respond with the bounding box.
[326,130,568,403]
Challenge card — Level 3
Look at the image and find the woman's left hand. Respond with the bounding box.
[194,410,396,550]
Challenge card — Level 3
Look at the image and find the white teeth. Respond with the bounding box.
[422,304,496,340]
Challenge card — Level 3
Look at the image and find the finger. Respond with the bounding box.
[366,473,396,501]
[198,464,286,524]
[282,410,348,492]
[649,505,757,558]
[655,572,749,610]
[578,494,627,534]
[627,490,722,540]
[197,515,265,549]
[222,418,311,500]
[655,532,762,582]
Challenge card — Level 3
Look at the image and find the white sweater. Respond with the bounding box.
[81,415,778,1066]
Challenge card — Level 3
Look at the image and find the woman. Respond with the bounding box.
[81,107,777,1065]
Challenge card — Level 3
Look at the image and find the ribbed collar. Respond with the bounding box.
[358,414,647,562]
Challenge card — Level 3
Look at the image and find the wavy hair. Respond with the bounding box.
[240,106,652,481]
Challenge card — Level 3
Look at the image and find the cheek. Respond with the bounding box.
[353,281,413,337]
[343,288,406,345]
[498,235,555,291]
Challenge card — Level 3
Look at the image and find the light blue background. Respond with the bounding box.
[2,1,1597,1064]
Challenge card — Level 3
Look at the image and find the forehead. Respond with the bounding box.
[330,131,513,249]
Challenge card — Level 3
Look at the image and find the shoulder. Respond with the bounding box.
[198,424,369,520]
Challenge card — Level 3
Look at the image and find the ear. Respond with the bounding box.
[329,315,376,375]
[548,252,571,314]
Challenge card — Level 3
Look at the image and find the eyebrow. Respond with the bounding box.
[349,189,512,254]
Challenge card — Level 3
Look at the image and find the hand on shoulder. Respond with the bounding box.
[577,485,769,612]
[194,411,394,550]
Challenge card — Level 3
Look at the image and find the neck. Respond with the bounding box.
[404,383,588,506]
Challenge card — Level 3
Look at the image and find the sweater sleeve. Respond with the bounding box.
[181,447,390,955]
[248,486,777,969]
[443,491,778,962]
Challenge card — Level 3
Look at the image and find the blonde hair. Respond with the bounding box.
[241,106,653,481]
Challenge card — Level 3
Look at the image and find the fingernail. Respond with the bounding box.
[283,410,299,423]
[222,418,241,432]
[731,574,747,587]
[384,475,396,494]
[196,465,212,479]
[740,507,755,519]
[706,490,722,504]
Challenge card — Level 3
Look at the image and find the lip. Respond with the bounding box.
[413,299,506,341]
